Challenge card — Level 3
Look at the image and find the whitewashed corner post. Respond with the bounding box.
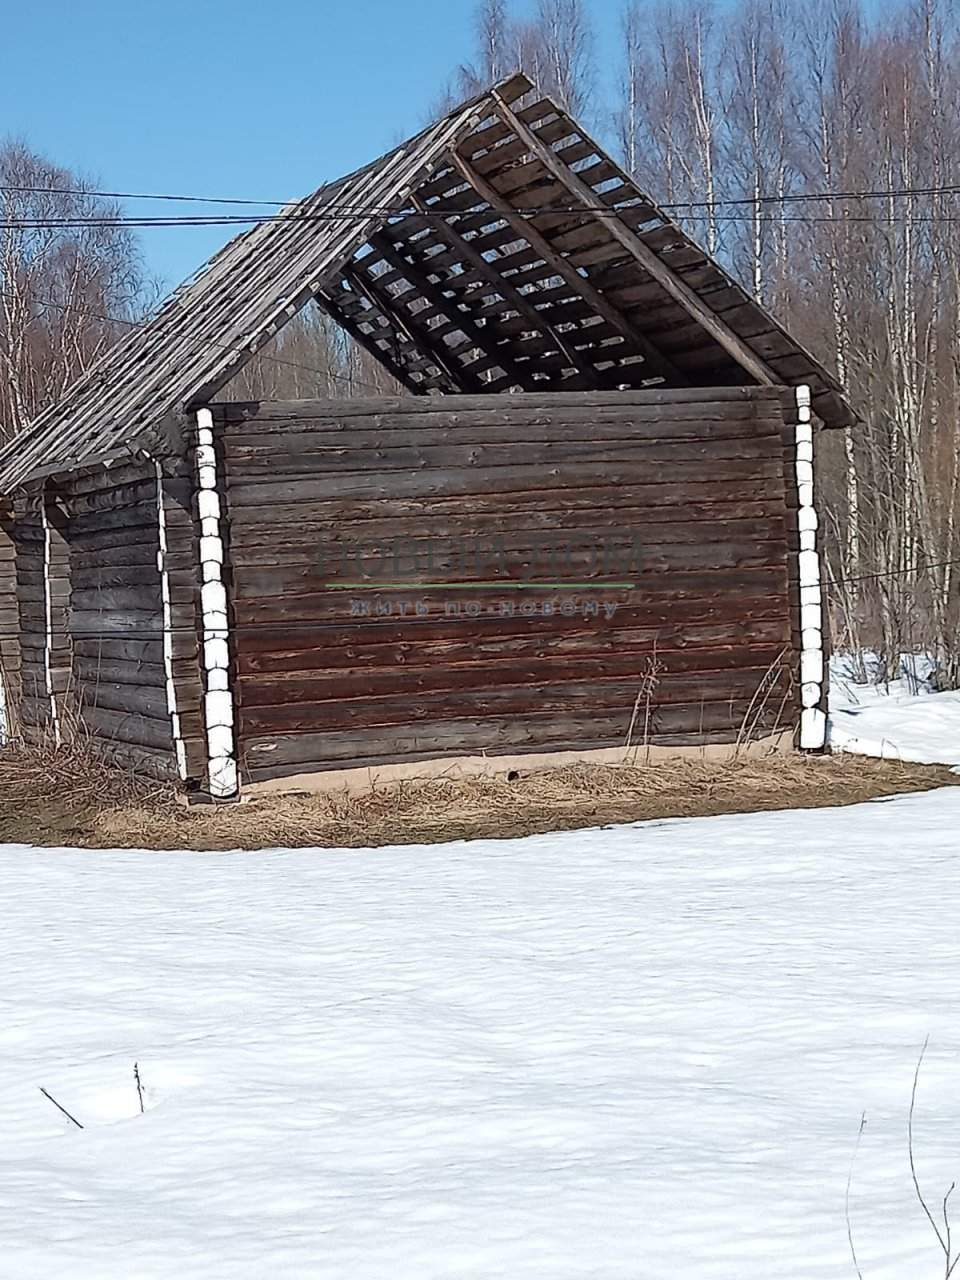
[795,385,827,749]
[194,408,238,798]
[40,498,62,748]
[153,460,188,781]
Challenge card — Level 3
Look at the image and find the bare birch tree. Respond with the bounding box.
[0,141,145,442]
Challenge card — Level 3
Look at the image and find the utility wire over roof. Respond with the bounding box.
[0,73,856,491]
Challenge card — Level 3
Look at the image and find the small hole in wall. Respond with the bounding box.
[506,770,520,782]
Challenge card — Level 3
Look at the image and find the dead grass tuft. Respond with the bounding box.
[0,742,956,850]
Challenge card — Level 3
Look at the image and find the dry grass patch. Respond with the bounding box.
[0,740,956,850]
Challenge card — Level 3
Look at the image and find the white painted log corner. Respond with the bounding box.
[195,408,238,798]
[795,385,827,750]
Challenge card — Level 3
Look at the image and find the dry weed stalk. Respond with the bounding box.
[909,1038,960,1279]
[0,725,161,811]
[624,652,662,765]
[845,1111,867,1280]
[735,647,791,756]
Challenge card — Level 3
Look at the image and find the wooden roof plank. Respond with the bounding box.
[448,146,688,388]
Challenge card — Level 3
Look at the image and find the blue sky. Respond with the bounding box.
[0,1,619,292]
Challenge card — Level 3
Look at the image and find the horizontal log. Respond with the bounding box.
[70,586,162,613]
[68,526,159,554]
[97,740,181,782]
[73,658,167,688]
[232,591,789,642]
[223,419,786,459]
[238,644,790,708]
[79,681,171,720]
[80,706,175,751]
[54,460,155,497]
[231,541,787,600]
[226,518,791,575]
[225,481,786,529]
[232,568,789,626]
[242,723,784,784]
[224,458,784,507]
[71,637,168,665]
[79,705,204,751]
[17,602,50,625]
[69,566,196,595]
[223,435,783,479]
[220,387,785,424]
[237,619,791,676]
[226,505,789,560]
[239,698,791,773]
[69,609,162,637]
[66,507,161,537]
[223,408,784,448]
[59,482,159,516]
[61,478,190,514]
[238,668,792,736]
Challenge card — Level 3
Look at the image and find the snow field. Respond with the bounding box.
[4,787,960,1276]
[829,653,960,768]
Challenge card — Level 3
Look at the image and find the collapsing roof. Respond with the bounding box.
[0,72,857,491]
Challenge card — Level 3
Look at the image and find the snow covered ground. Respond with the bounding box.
[4,788,960,1278]
[830,652,960,767]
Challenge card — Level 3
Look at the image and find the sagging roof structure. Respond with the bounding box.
[0,72,857,491]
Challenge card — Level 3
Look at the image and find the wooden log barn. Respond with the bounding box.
[0,74,857,798]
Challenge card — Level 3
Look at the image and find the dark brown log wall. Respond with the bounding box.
[56,460,208,780]
[217,388,800,783]
[0,511,20,738]
[6,464,207,781]
[8,488,73,745]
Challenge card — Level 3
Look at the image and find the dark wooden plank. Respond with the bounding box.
[237,617,790,675]
[240,698,788,775]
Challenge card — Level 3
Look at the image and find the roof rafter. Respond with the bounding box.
[409,192,601,388]
[311,287,422,396]
[490,90,784,391]
[342,264,463,392]
[447,146,688,388]
[368,229,522,391]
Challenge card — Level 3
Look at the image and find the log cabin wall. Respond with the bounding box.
[9,489,59,745]
[2,461,207,781]
[215,387,802,784]
[0,512,20,740]
[57,459,210,781]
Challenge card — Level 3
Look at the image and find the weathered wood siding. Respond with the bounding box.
[55,459,208,780]
[4,463,207,780]
[0,510,20,738]
[10,491,56,744]
[217,388,800,782]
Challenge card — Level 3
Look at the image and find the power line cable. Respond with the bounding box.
[6,207,960,231]
[824,552,960,586]
[5,178,960,212]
